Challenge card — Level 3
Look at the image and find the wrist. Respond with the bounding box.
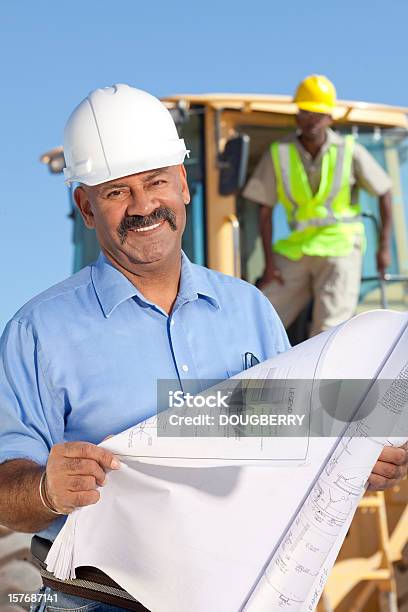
[264,259,276,269]
[379,234,391,247]
[39,470,65,516]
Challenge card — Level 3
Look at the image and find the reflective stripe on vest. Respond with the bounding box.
[271,135,360,232]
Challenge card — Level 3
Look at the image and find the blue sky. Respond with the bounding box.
[1,0,408,331]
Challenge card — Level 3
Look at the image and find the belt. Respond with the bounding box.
[30,536,150,611]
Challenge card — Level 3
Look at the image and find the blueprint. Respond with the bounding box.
[244,316,408,611]
[46,310,408,612]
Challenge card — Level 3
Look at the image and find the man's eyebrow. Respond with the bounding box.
[98,183,130,193]
[98,169,170,192]
[141,168,170,183]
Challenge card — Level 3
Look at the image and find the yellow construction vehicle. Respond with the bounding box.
[41,92,408,611]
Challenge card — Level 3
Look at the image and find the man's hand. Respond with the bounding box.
[376,244,391,279]
[257,264,284,289]
[45,442,121,514]
[368,443,408,491]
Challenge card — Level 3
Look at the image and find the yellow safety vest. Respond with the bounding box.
[270,135,364,260]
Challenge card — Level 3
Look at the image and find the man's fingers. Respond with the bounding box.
[371,460,406,481]
[46,443,117,512]
[367,473,398,491]
[263,275,284,287]
[72,490,101,508]
[367,446,408,492]
[67,475,98,492]
[63,458,108,485]
[62,442,121,470]
[377,445,408,466]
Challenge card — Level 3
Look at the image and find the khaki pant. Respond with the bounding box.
[262,240,363,337]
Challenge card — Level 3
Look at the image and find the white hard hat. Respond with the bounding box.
[63,84,189,186]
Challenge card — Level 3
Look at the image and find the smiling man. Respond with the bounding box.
[74,165,190,314]
[0,84,406,612]
[0,85,291,610]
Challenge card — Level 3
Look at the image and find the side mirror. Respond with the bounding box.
[40,147,66,174]
[218,134,250,196]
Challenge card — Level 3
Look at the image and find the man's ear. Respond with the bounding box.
[74,185,95,229]
[178,165,190,205]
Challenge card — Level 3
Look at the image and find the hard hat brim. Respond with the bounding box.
[296,101,334,115]
[64,144,189,186]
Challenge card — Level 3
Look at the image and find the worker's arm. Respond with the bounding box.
[0,460,52,532]
[0,443,120,532]
[242,151,280,290]
[376,189,393,277]
[258,205,284,288]
[368,442,408,491]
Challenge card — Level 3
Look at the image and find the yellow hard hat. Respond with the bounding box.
[294,75,336,115]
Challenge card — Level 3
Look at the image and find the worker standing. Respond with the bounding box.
[243,75,393,337]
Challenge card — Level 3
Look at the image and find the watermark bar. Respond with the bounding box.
[156,378,408,438]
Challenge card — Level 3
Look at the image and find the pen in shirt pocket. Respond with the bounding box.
[243,352,260,371]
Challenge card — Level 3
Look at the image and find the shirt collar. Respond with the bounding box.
[91,251,220,318]
[288,128,343,161]
[178,253,220,310]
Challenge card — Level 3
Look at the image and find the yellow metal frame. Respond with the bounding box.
[321,481,408,611]
[165,94,408,129]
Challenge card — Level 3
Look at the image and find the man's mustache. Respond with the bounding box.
[117,206,177,244]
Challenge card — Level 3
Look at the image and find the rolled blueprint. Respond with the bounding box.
[243,324,408,612]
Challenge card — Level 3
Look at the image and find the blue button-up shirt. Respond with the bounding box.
[0,252,289,539]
